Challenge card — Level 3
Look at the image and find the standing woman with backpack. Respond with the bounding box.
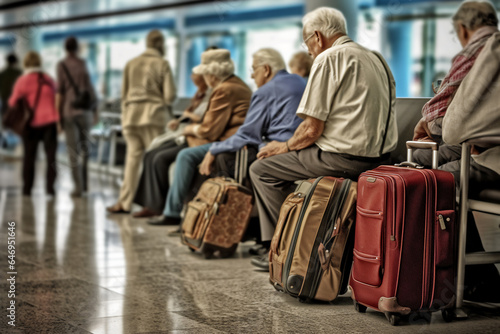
[8,51,59,196]
[56,36,97,197]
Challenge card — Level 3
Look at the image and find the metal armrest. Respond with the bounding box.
[406,141,439,169]
[463,136,500,147]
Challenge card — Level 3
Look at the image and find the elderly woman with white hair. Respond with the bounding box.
[146,49,252,225]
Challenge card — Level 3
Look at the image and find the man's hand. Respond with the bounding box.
[167,119,180,131]
[257,141,288,160]
[57,122,63,134]
[199,151,215,175]
[93,113,99,126]
[413,118,434,142]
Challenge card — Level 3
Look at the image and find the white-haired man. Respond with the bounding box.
[249,7,398,270]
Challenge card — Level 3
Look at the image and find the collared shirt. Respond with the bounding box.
[209,70,305,155]
[422,26,499,134]
[296,36,397,157]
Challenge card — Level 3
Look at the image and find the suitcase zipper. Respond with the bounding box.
[282,177,323,295]
[303,179,352,301]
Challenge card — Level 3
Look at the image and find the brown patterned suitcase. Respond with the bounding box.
[269,176,357,302]
[181,148,253,258]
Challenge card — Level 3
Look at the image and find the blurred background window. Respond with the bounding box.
[0,0,498,103]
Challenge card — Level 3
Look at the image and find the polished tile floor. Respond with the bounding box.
[0,156,499,334]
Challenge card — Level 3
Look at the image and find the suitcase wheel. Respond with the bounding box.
[189,247,196,253]
[273,283,284,293]
[219,244,238,258]
[441,309,454,323]
[202,250,214,259]
[385,313,401,326]
[354,301,367,313]
[418,311,432,323]
[298,297,311,303]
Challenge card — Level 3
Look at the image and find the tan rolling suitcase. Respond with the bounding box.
[181,148,253,258]
[269,176,357,302]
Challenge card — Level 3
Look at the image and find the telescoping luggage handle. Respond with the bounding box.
[234,146,248,185]
[404,141,439,169]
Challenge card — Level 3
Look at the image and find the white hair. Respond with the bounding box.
[452,0,498,30]
[252,48,286,73]
[302,7,347,38]
[203,61,235,78]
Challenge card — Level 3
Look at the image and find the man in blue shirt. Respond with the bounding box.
[149,48,306,228]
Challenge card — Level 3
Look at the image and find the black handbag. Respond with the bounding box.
[61,63,94,110]
[2,73,45,136]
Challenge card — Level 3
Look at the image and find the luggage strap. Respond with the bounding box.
[234,146,248,185]
[30,73,47,114]
[61,62,81,95]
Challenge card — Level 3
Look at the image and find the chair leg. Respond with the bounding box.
[455,143,471,319]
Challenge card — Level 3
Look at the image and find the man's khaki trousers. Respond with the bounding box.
[118,125,163,211]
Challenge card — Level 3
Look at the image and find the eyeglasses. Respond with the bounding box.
[301,33,314,50]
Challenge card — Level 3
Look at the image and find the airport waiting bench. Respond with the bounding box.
[455,136,500,318]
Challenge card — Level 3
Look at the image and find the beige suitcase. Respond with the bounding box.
[181,148,253,258]
[269,176,357,302]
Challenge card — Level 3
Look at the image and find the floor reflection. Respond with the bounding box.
[0,157,499,334]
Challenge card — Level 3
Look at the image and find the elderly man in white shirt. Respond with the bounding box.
[249,7,398,270]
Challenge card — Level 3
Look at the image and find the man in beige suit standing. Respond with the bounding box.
[107,30,176,213]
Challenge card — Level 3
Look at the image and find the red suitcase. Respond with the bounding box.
[349,142,457,325]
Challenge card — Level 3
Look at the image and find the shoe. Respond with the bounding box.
[167,227,182,237]
[106,203,130,214]
[249,244,269,256]
[132,207,159,218]
[147,215,181,226]
[251,253,270,271]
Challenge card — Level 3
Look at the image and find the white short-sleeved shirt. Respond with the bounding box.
[296,36,398,157]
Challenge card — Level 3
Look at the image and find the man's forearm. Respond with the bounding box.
[287,118,323,151]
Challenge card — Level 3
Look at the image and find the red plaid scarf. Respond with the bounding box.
[422,26,499,122]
